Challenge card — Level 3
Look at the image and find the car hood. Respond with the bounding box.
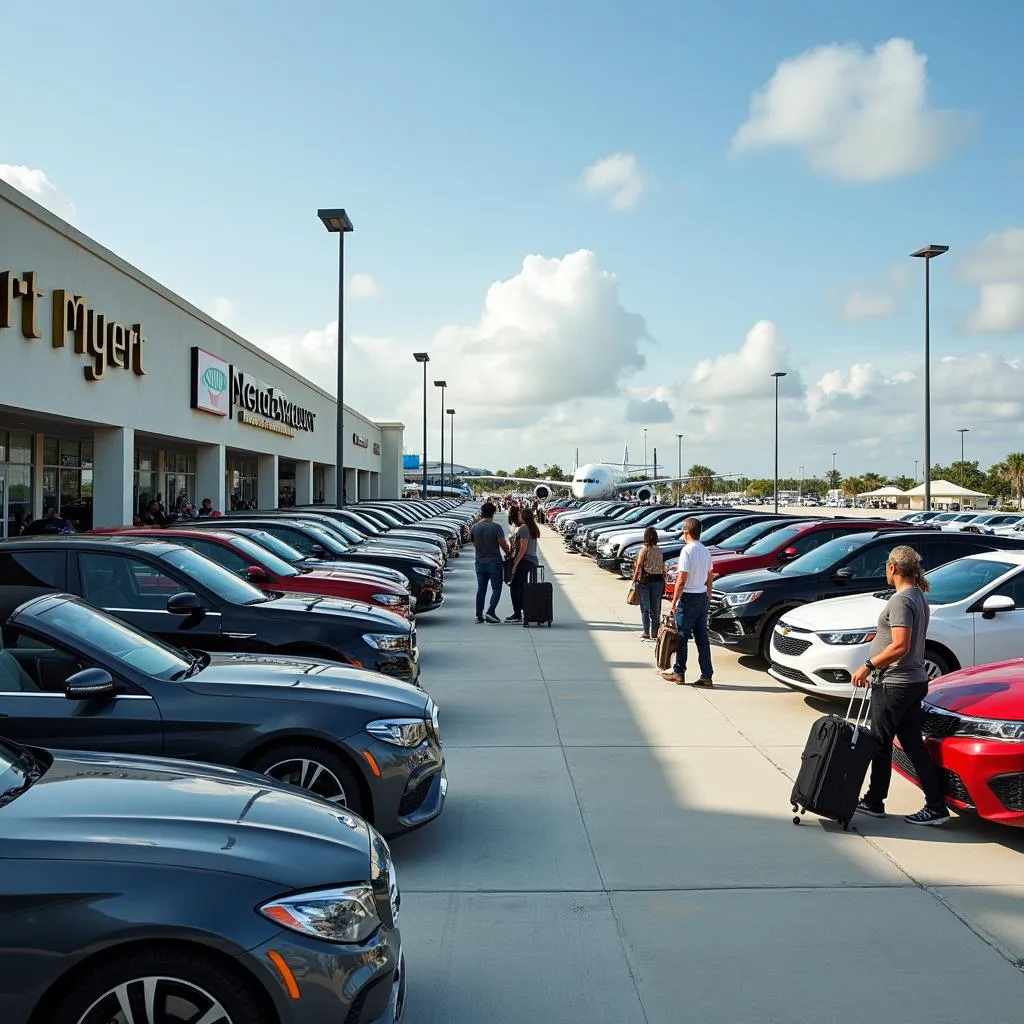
[2,749,372,886]
[186,653,427,711]
[927,660,1024,719]
[254,593,409,629]
[302,569,406,594]
[303,558,408,584]
[780,592,887,631]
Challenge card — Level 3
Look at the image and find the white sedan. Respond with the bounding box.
[768,550,1024,699]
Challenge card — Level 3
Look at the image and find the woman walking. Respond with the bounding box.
[506,506,542,622]
[632,526,666,639]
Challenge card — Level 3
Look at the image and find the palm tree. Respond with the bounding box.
[1001,453,1024,510]
[826,469,841,490]
[688,464,714,502]
[861,472,885,493]
[841,476,862,506]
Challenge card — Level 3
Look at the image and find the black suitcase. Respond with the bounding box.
[791,691,875,831]
[522,565,553,627]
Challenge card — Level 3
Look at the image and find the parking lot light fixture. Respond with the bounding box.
[958,428,969,488]
[435,381,447,497]
[676,434,684,505]
[317,208,354,507]
[911,244,950,512]
[447,409,455,492]
[771,372,787,514]
[414,353,430,497]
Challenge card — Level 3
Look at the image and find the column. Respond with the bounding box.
[324,466,337,507]
[377,422,405,500]
[345,467,358,504]
[92,426,134,527]
[294,460,314,505]
[258,453,278,509]
[196,443,227,514]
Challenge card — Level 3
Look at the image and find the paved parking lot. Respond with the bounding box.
[393,522,1024,1022]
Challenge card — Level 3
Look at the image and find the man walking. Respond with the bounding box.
[470,501,509,624]
[662,517,714,687]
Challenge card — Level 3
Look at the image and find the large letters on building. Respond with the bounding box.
[231,369,316,433]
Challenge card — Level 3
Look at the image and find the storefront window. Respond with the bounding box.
[313,465,327,504]
[164,451,197,515]
[227,456,259,510]
[43,435,93,529]
[1,430,35,535]
[134,448,157,518]
[278,461,296,507]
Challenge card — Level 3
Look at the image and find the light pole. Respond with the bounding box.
[413,353,430,497]
[799,465,805,503]
[914,459,919,484]
[447,409,455,493]
[957,428,969,488]
[911,243,950,512]
[771,371,787,514]
[434,380,446,497]
[643,428,648,478]
[317,208,354,507]
[676,433,684,505]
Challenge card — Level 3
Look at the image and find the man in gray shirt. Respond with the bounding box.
[470,501,509,623]
[853,545,948,826]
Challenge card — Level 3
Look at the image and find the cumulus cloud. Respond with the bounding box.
[348,273,379,298]
[958,228,1024,333]
[686,320,801,401]
[578,153,647,209]
[625,393,674,424]
[733,38,968,181]
[0,164,76,223]
[831,266,911,322]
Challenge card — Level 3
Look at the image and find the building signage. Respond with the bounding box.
[373,442,381,455]
[190,347,229,416]
[1,269,146,381]
[352,433,369,448]
[231,368,317,433]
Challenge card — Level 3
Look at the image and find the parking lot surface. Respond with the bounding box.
[394,521,1024,1022]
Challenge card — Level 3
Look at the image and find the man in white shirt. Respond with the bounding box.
[662,517,714,687]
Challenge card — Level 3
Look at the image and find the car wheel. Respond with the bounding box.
[252,743,365,816]
[758,610,785,664]
[924,646,954,680]
[51,948,272,1024]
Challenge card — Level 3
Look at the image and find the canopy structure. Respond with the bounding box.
[857,485,907,498]
[903,480,990,510]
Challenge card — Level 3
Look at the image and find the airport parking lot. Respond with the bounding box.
[395,518,1024,1023]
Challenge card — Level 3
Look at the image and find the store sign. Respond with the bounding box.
[373,442,381,455]
[352,433,369,448]
[232,368,317,433]
[1,270,147,381]
[190,348,229,416]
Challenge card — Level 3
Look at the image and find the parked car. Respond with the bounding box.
[0,537,419,682]
[769,549,1024,696]
[0,734,406,1024]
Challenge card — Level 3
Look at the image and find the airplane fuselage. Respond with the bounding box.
[571,464,629,499]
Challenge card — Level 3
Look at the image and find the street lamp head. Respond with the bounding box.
[317,209,354,233]
[434,380,447,388]
[446,408,455,415]
[958,427,969,434]
[910,244,949,259]
[413,352,430,363]
[771,371,788,379]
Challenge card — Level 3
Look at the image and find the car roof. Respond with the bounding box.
[0,536,182,555]
[957,550,1024,566]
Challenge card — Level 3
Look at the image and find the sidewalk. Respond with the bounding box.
[393,526,1024,1022]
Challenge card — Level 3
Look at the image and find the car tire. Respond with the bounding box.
[250,743,366,817]
[923,645,955,680]
[758,610,785,664]
[49,948,272,1024]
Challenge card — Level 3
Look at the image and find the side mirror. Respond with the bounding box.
[981,594,1015,619]
[65,667,115,701]
[246,565,270,583]
[167,591,203,615]
[778,546,799,562]
[310,544,327,557]
[833,566,855,581]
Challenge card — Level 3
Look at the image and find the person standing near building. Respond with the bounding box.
[632,526,665,640]
[470,501,510,624]
[662,517,714,687]
[854,545,949,826]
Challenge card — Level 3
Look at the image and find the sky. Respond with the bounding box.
[3,0,1023,482]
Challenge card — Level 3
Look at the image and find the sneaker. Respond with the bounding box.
[692,678,714,688]
[484,612,500,624]
[476,616,485,624]
[640,632,650,640]
[505,614,522,622]
[904,806,950,827]
[856,799,886,818]
[661,671,685,684]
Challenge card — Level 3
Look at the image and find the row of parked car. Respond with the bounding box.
[545,498,1024,830]
[0,497,477,1024]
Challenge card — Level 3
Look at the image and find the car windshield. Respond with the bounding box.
[242,531,305,564]
[698,517,745,545]
[924,558,1016,606]
[159,547,269,605]
[38,599,191,677]
[778,535,873,576]
[715,521,786,551]
[743,524,807,556]
[322,520,365,544]
[224,535,300,577]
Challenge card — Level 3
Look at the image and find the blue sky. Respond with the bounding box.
[3,0,1023,480]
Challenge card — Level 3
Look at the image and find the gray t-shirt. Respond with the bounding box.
[516,523,539,563]
[471,519,506,563]
[868,587,930,686]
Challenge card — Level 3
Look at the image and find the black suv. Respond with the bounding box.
[707,529,1024,661]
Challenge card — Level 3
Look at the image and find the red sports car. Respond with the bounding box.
[894,659,1024,827]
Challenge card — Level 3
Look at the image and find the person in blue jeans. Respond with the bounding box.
[631,525,666,639]
[662,517,714,687]
[470,501,510,623]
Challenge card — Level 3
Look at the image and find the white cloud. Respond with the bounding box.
[207,296,237,327]
[687,320,801,401]
[625,393,674,424]
[348,273,379,298]
[831,266,911,322]
[578,153,647,209]
[733,38,968,181]
[0,164,76,223]
[958,229,1024,333]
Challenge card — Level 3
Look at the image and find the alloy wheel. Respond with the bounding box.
[924,659,945,680]
[76,976,232,1024]
[265,757,349,804]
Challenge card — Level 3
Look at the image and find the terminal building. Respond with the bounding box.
[0,179,405,536]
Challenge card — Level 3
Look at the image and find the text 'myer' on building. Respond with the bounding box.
[0,178,405,535]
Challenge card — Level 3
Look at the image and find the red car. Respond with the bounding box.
[894,659,1024,828]
[96,528,413,617]
[663,519,903,593]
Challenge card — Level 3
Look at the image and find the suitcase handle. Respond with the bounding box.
[844,684,871,744]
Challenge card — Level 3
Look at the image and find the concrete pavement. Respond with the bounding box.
[392,524,1024,1022]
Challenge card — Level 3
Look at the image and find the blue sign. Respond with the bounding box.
[403,454,420,470]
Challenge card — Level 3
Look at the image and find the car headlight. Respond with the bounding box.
[363,632,412,651]
[260,885,380,944]
[412,566,431,576]
[817,629,877,645]
[366,717,429,746]
[951,716,1024,742]
[372,593,406,606]
[721,591,763,607]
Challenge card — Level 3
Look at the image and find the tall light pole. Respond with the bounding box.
[447,409,455,493]
[911,244,950,512]
[676,433,684,505]
[643,428,648,478]
[434,380,446,497]
[799,465,805,503]
[958,428,969,488]
[413,353,430,497]
[771,371,787,514]
[914,459,919,484]
[317,208,354,507]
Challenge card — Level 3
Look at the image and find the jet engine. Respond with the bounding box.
[534,484,552,500]
[634,485,655,502]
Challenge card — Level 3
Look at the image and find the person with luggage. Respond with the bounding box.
[854,545,950,826]
[470,501,510,624]
[632,526,665,640]
[661,517,714,687]
[506,506,542,622]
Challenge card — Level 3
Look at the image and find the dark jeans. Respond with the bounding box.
[475,560,504,618]
[509,560,538,616]
[636,577,665,635]
[864,680,945,810]
[672,593,713,680]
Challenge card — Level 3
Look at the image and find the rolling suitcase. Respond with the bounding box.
[655,613,679,671]
[791,688,875,831]
[522,565,553,627]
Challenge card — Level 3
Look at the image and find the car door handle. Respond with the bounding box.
[224,633,257,640]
